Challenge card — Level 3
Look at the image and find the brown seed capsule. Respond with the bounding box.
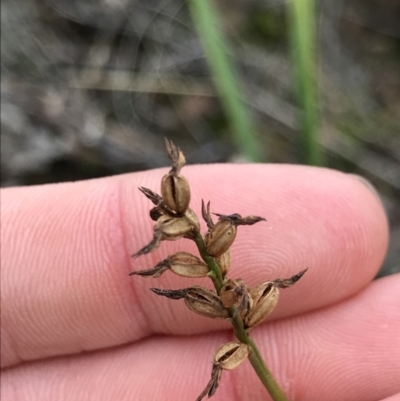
[245,282,279,329]
[184,207,200,233]
[184,286,230,319]
[161,173,191,214]
[239,287,253,321]
[129,252,208,278]
[215,249,231,276]
[205,220,237,257]
[219,279,244,308]
[156,215,194,241]
[213,342,250,370]
[151,286,229,319]
[168,252,209,278]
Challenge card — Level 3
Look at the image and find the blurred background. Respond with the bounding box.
[1,0,399,276]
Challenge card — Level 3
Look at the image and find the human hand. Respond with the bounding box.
[1,165,399,401]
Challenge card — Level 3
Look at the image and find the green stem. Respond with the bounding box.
[247,337,289,401]
[194,233,289,401]
[193,234,224,292]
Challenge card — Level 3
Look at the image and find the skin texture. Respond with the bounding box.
[1,164,399,401]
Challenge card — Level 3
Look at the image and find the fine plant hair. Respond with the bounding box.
[130,139,307,401]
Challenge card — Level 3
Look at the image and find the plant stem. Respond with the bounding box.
[193,233,224,292]
[194,233,289,401]
[247,337,289,401]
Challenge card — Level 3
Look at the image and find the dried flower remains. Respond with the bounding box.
[130,139,307,401]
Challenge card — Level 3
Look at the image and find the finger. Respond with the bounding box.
[1,165,388,368]
[380,394,400,401]
[2,275,399,401]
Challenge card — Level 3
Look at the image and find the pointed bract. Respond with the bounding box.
[213,213,266,226]
[150,287,189,300]
[201,199,214,230]
[139,186,162,205]
[131,229,162,258]
[196,364,222,401]
[129,259,170,277]
[273,268,308,288]
[164,138,186,174]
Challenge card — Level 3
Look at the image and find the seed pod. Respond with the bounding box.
[184,207,200,233]
[219,279,244,308]
[184,286,230,319]
[215,250,230,276]
[156,215,194,241]
[161,173,191,214]
[245,282,279,329]
[213,342,250,370]
[169,252,209,278]
[239,287,253,321]
[205,220,237,257]
[129,252,208,278]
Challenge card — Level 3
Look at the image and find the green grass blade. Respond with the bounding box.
[287,0,322,165]
[188,0,263,162]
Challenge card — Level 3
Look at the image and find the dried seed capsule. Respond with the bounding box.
[197,341,250,401]
[215,250,230,276]
[239,287,253,321]
[156,215,194,241]
[161,173,191,214]
[184,207,200,233]
[151,286,229,319]
[169,252,209,278]
[205,220,237,257]
[212,342,250,370]
[219,279,244,308]
[130,252,208,278]
[184,286,230,319]
[245,282,279,329]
